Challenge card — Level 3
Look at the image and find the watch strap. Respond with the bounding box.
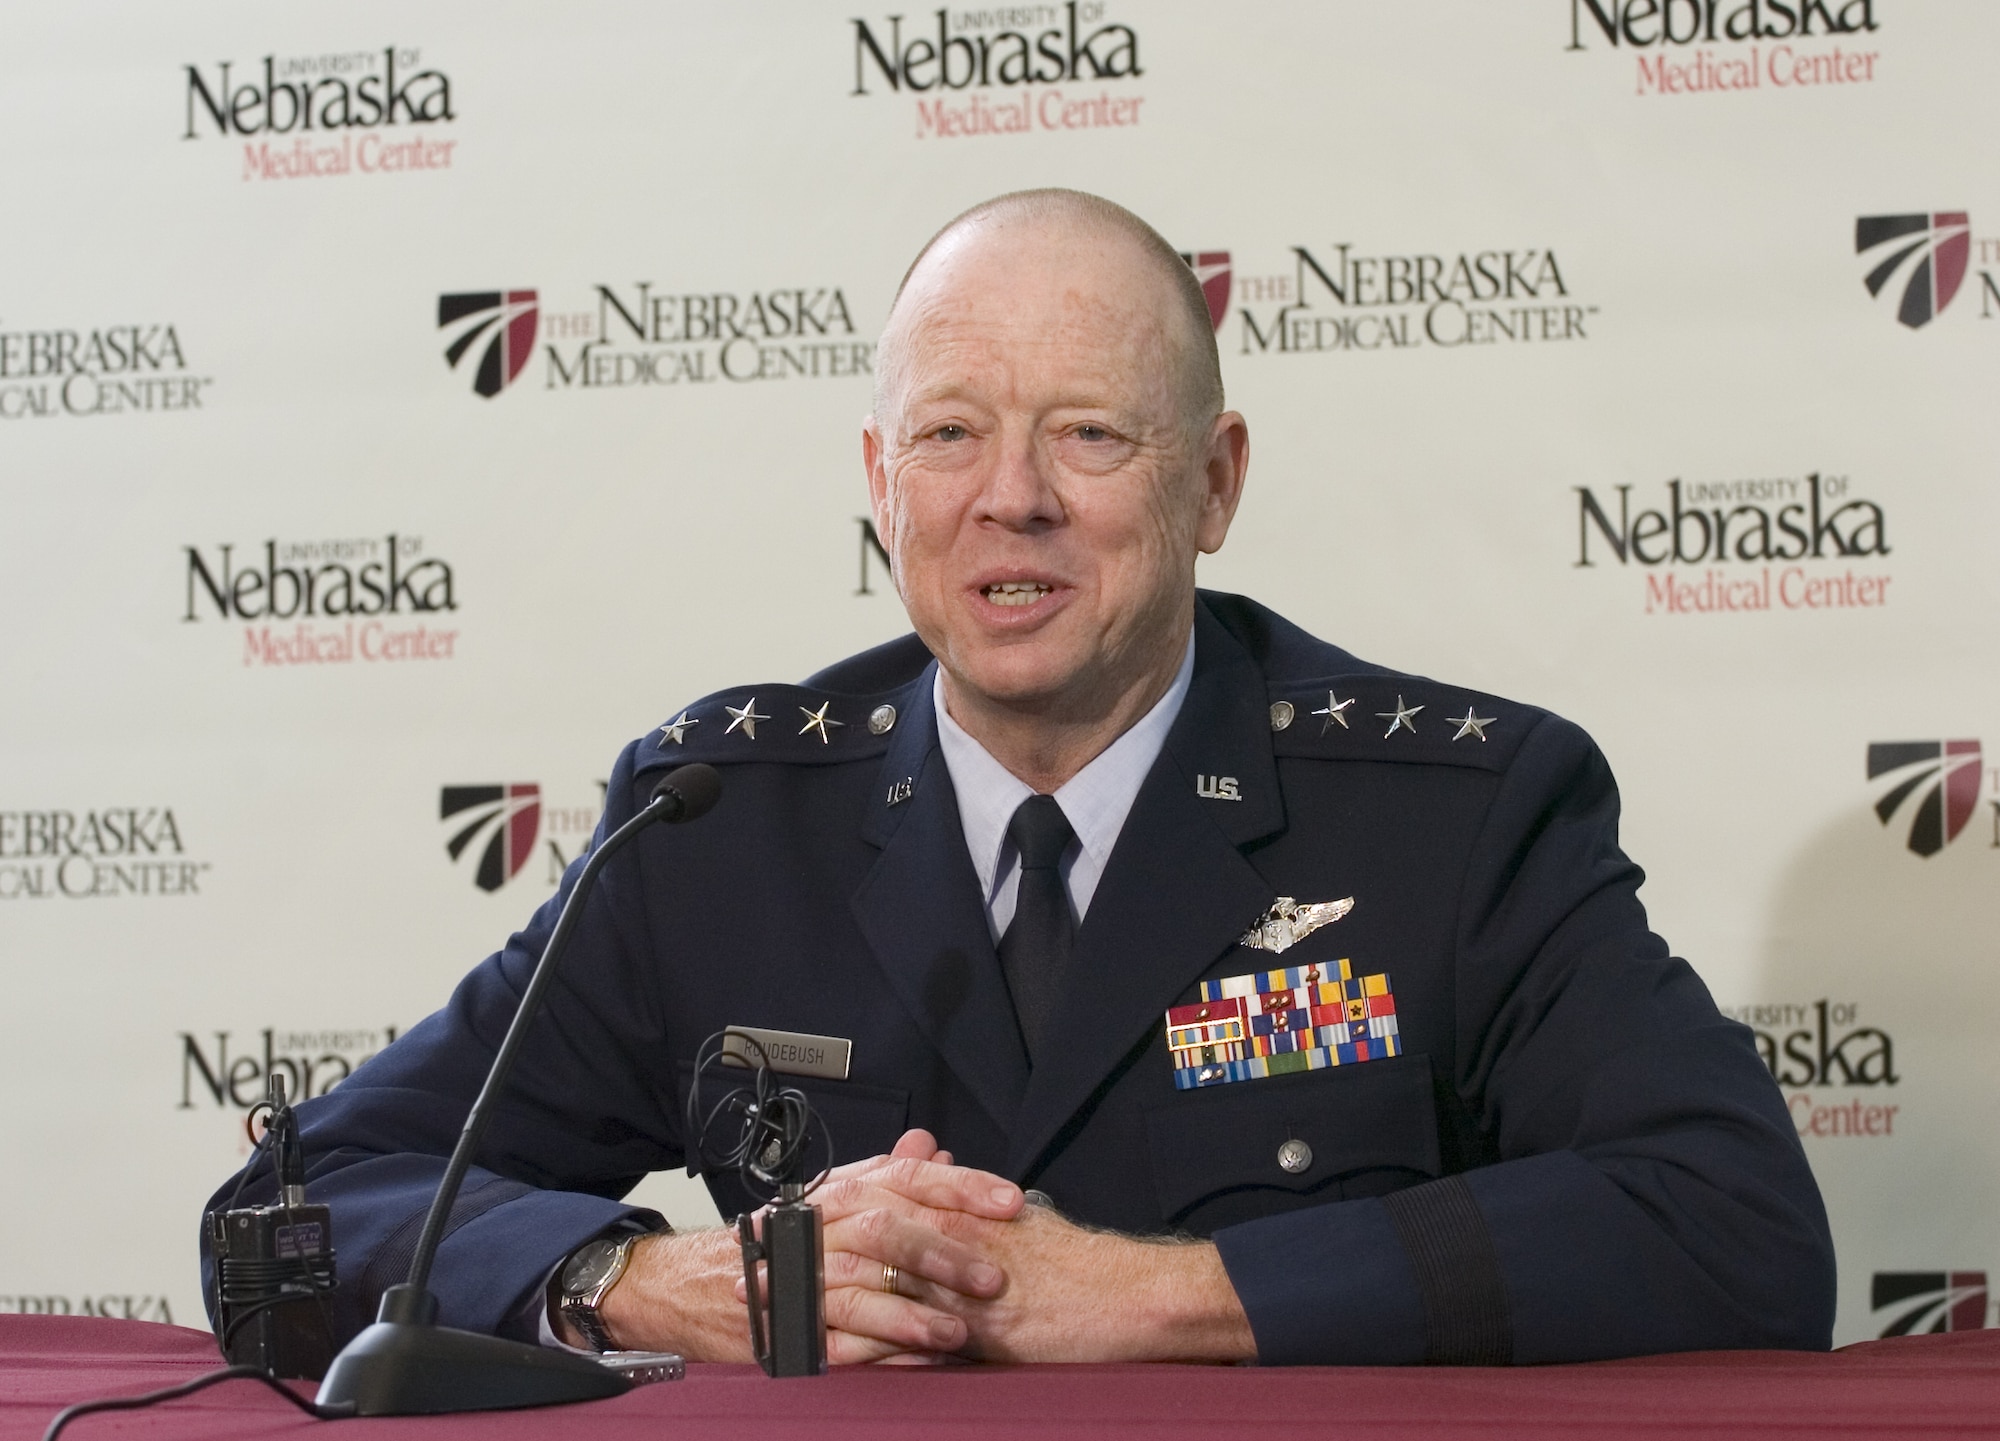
[559,1224,669,1352]
[566,1292,618,1353]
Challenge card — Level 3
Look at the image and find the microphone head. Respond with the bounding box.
[650,763,721,824]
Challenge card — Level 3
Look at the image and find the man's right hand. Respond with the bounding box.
[586,1130,1022,1363]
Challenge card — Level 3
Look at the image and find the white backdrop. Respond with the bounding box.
[2,0,1995,1346]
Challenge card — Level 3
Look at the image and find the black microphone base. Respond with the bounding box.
[315,1321,629,1416]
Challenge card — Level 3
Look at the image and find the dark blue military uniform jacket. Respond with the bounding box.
[203,592,1835,1364]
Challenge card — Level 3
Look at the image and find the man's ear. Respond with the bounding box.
[1193,411,1250,555]
[863,416,894,551]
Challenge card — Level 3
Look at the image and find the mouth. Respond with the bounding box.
[967,573,1072,629]
[981,580,1055,608]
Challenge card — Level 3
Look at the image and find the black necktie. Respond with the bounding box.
[997,795,1076,1065]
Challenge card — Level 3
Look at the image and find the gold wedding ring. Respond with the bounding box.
[880,1263,901,1296]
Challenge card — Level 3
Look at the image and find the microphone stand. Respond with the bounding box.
[315,764,721,1416]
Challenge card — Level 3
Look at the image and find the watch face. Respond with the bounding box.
[561,1239,621,1297]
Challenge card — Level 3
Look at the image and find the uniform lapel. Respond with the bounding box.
[1005,605,1285,1180]
[851,668,1032,1135]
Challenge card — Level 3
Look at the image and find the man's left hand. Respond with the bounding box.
[919,1202,1259,1364]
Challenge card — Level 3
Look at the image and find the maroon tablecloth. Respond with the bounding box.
[2,1316,1995,1440]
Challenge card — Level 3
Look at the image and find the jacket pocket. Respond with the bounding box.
[1142,1054,1441,1232]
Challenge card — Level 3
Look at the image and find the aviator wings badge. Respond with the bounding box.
[1238,896,1355,954]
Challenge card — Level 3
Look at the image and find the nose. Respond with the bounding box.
[976,425,1064,532]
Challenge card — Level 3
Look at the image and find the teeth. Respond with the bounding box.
[984,582,1051,607]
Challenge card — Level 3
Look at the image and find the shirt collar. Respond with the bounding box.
[934,630,1197,906]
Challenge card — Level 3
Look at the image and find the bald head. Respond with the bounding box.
[874,189,1224,436]
[859,187,1251,789]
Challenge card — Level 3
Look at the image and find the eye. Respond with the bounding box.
[1074,424,1109,442]
[933,424,967,442]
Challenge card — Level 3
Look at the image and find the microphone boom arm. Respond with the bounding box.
[315,763,719,1416]
[402,772,700,1299]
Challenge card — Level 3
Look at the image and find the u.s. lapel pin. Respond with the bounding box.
[886,777,914,806]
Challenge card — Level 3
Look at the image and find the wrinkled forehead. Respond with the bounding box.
[885,221,1184,414]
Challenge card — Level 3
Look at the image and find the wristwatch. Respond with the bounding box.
[556,1228,662,1351]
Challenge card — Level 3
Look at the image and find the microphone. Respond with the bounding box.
[315,763,721,1416]
[648,763,721,825]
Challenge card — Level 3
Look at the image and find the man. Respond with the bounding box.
[204,190,1835,1367]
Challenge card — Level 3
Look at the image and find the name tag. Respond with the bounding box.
[720,1026,852,1082]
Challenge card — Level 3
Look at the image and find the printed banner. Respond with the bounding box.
[1,1,1995,1345]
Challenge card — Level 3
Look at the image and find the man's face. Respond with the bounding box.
[865,222,1242,720]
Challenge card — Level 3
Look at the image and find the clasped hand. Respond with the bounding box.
[596,1128,1253,1365]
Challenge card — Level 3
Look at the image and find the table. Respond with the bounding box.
[3,1316,1995,1440]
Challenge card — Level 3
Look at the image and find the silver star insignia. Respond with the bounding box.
[1311,691,1355,733]
[798,701,845,744]
[657,710,698,747]
[1238,896,1355,953]
[1448,707,1496,742]
[724,698,769,739]
[1377,695,1423,738]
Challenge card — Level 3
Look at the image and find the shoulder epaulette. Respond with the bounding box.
[632,680,915,776]
[1264,674,1542,773]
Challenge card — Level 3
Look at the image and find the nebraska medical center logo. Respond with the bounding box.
[440,783,603,892]
[439,292,538,397]
[1573,471,1892,616]
[1564,0,1884,98]
[1867,741,1994,857]
[437,283,873,398]
[442,785,541,892]
[0,808,210,901]
[1721,999,1901,1141]
[0,322,212,420]
[851,5,1146,141]
[183,45,458,182]
[1855,212,2000,329]
[182,535,460,668]
[0,1295,175,1324]
[1858,213,1970,328]
[1197,242,1596,356]
[1872,1272,1993,1336]
[179,1027,399,1110]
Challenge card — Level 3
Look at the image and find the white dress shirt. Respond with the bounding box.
[933,630,1196,942]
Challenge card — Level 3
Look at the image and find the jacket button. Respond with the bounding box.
[1277,1139,1313,1174]
[869,704,897,735]
[1023,1189,1056,1210]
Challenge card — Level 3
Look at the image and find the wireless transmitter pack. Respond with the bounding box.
[208,1073,338,1380]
